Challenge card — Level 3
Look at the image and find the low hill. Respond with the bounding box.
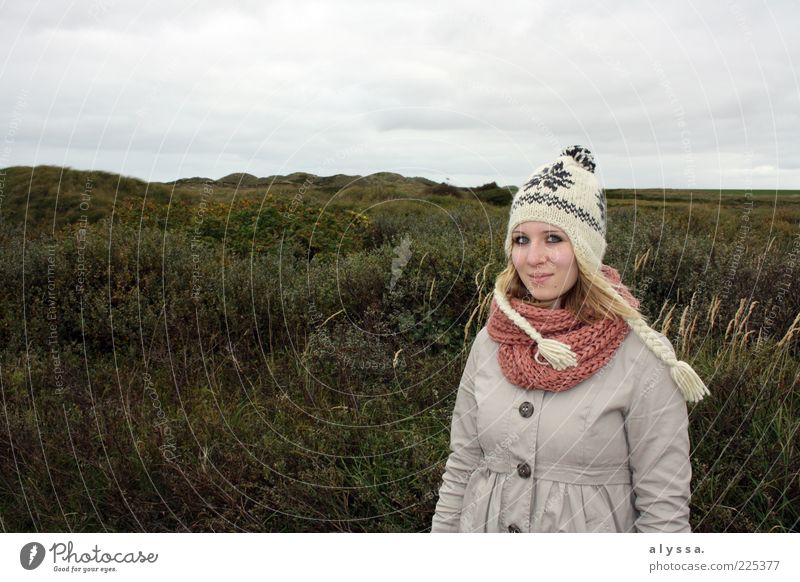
[0,165,517,236]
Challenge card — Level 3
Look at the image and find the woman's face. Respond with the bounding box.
[510,221,579,303]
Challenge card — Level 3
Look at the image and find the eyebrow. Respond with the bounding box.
[512,229,564,235]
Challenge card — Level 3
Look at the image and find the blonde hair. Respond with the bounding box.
[493,252,644,325]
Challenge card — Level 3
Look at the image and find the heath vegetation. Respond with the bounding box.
[0,165,797,532]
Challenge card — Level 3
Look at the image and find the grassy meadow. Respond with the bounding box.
[0,164,798,532]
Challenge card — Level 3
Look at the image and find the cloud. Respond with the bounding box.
[0,0,797,188]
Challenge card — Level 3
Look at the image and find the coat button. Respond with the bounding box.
[508,524,521,533]
[518,401,534,418]
[517,462,531,478]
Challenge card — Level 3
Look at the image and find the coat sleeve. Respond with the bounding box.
[430,336,484,533]
[624,336,692,533]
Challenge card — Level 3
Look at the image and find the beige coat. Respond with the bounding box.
[431,325,691,533]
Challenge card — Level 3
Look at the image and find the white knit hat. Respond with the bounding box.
[504,145,606,268]
[494,146,710,402]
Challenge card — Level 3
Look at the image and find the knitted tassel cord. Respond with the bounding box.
[670,360,711,403]
[534,337,578,370]
[493,286,578,370]
[625,316,711,403]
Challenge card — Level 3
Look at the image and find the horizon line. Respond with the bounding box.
[0,163,796,192]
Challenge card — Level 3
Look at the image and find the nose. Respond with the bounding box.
[526,241,549,266]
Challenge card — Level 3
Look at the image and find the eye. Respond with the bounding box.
[546,234,563,243]
[512,235,529,245]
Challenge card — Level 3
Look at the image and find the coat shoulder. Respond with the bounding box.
[474,325,491,344]
[618,326,686,409]
[468,325,500,366]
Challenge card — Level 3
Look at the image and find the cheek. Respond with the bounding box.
[566,263,579,286]
[549,248,567,267]
[554,254,579,287]
[511,249,525,271]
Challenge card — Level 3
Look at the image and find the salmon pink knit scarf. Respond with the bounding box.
[487,265,640,392]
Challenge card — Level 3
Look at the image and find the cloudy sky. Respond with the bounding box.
[1,0,798,189]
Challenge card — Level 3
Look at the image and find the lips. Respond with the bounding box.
[529,274,553,283]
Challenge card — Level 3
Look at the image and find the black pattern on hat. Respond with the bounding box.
[523,161,574,193]
[595,189,607,234]
[511,188,605,235]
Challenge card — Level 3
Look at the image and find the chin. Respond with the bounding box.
[527,291,558,303]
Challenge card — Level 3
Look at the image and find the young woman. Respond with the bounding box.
[431,146,709,533]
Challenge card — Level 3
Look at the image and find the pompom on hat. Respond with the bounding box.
[494,145,710,403]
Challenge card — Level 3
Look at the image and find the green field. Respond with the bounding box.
[0,164,798,532]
